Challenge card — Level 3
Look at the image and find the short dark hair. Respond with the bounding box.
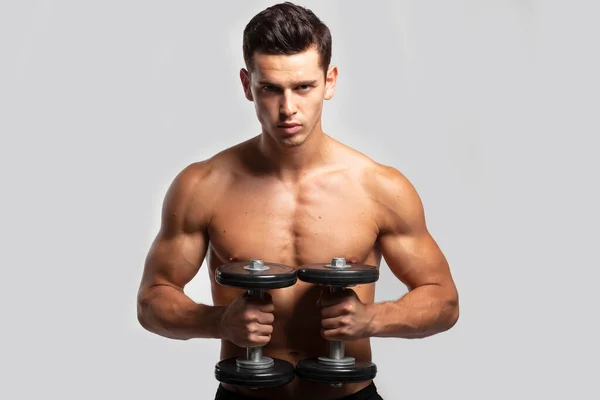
[242,2,332,74]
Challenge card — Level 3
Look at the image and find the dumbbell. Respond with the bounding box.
[295,257,379,387]
[214,259,297,388]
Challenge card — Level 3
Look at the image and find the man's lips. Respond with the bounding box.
[278,123,301,128]
[278,123,302,134]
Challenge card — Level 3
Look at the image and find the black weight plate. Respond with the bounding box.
[297,263,379,286]
[295,359,377,383]
[215,357,296,388]
[215,261,297,290]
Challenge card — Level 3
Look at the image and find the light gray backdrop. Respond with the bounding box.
[1,1,598,399]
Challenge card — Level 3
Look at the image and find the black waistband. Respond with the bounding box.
[215,381,379,400]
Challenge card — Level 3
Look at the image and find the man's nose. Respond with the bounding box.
[279,92,297,117]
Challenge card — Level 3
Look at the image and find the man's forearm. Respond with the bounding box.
[368,284,459,339]
[137,285,226,340]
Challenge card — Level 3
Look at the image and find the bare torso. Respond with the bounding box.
[204,136,384,399]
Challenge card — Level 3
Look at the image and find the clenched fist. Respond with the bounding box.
[318,288,375,342]
[220,292,275,348]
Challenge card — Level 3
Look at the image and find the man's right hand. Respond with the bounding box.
[220,292,275,348]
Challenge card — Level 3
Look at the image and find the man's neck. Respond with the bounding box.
[256,128,332,183]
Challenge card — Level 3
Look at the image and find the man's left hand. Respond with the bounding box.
[318,288,375,341]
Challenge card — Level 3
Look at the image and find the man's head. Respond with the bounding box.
[240,2,338,148]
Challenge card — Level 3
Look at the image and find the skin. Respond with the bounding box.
[137,46,459,399]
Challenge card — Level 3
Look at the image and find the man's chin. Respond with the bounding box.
[278,134,307,148]
[267,128,306,147]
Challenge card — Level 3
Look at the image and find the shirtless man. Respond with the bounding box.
[136,2,459,399]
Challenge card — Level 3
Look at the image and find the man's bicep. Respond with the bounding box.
[141,229,208,290]
[374,166,454,291]
[378,229,452,291]
[138,163,213,293]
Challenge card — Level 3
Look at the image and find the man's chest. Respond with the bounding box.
[206,182,380,266]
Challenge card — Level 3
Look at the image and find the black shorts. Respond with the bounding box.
[214,382,383,399]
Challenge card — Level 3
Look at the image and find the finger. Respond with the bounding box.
[321,301,354,319]
[255,311,275,325]
[321,316,349,330]
[321,327,348,341]
[257,301,275,313]
[250,322,274,336]
[248,333,271,346]
[244,308,274,324]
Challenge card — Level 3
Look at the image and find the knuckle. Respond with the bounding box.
[260,304,274,313]
[255,335,269,345]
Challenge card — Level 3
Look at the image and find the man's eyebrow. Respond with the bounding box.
[257,79,318,87]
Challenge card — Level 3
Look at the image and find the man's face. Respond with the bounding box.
[241,47,337,148]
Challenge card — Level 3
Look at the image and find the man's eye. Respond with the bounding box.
[263,86,278,92]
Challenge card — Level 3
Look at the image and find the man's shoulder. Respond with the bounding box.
[171,158,225,194]
[339,145,411,192]
[339,146,421,214]
[365,164,424,234]
[368,162,413,193]
[166,140,250,205]
[174,140,250,187]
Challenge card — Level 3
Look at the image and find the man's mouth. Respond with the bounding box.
[278,123,302,134]
[278,123,301,128]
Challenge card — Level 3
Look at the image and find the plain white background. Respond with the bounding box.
[1,1,598,399]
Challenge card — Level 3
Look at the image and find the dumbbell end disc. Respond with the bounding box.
[295,358,377,383]
[297,263,379,286]
[215,357,296,388]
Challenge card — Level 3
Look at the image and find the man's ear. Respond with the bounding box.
[324,66,338,101]
[240,68,254,101]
